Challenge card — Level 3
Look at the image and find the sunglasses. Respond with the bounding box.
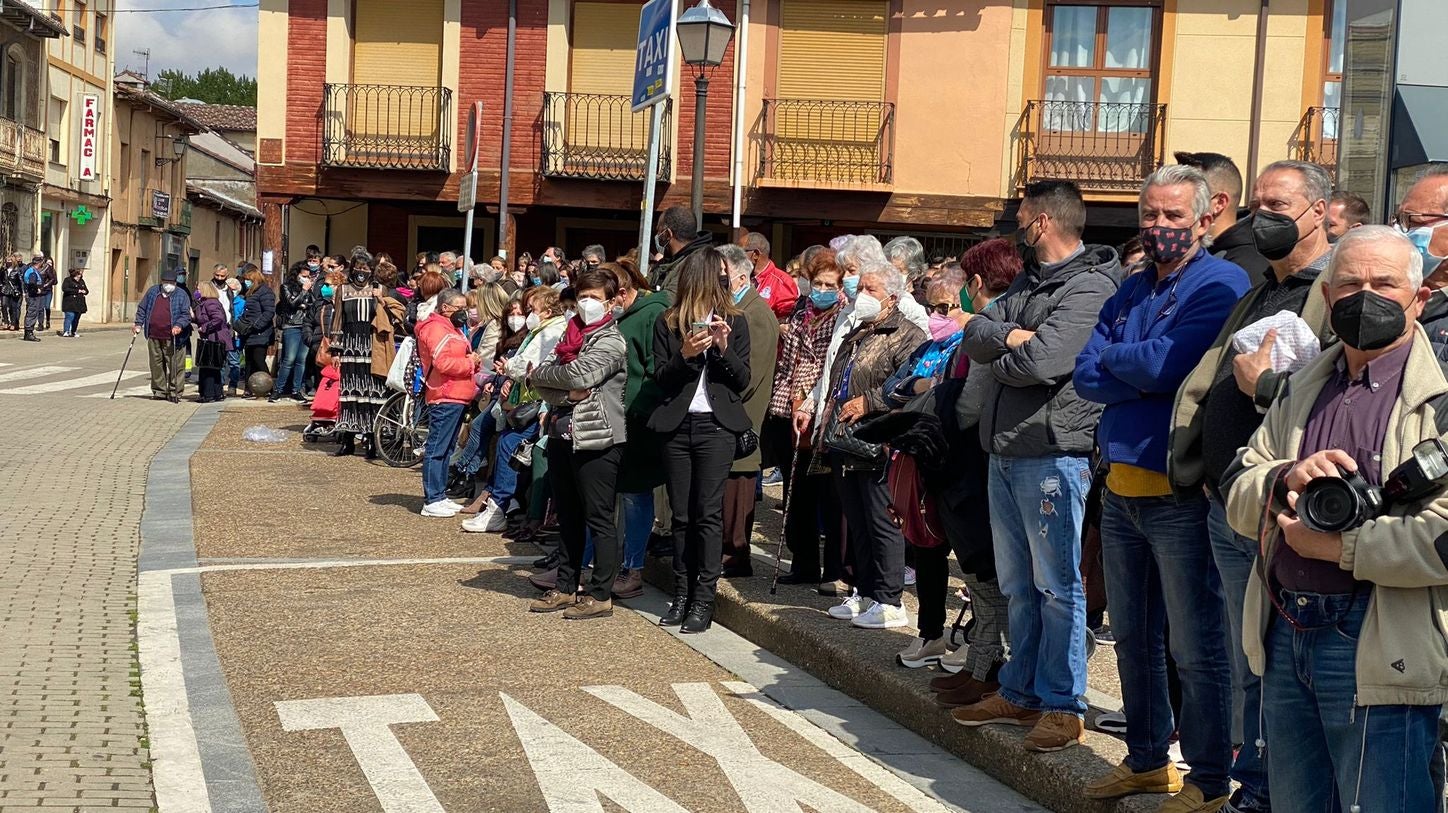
[927,303,961,316]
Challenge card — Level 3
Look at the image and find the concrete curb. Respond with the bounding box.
[640,557,1162,813]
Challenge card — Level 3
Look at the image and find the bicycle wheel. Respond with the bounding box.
[374,391,425,468]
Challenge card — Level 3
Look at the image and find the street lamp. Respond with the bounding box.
[676,0,734,232]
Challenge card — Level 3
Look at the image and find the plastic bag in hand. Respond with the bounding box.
[1230,310,1321,374]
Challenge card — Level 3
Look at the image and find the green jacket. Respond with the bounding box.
[732,287,780,473]
[616,291,670,493]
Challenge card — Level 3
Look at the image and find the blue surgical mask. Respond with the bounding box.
[732,285,749,304]
[531,277,542,286]
[842,276,860,299]
[242,280,252,290]
[809,288,839,309]
[1404,222,1448,277]
[320,284,334,298]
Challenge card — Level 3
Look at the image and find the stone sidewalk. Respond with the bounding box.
[0,388,195,811]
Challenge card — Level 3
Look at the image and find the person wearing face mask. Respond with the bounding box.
[953,181,1120,753]
[770,249,848,590]
[882,266,971,409]
[1072,165,1251,806]
[272,262,319,403]
[232,265,275,394]
[329,252,407,458]
[1395,168,1448,371]
[132,268,193,400]
[414,289,482,518]
[715,244,780,579]
[1221,225,1447,813]
[813,259,925,633]
[1173,151,1272,280]
[523,268,629,620]
[650,204,715,297]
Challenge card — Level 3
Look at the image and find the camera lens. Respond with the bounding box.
[1300,477,1366,534]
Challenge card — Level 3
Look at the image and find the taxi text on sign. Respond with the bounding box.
[632,0,677,113]
[79,94,99,181]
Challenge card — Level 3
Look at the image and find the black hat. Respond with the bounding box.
[161,268,179,283]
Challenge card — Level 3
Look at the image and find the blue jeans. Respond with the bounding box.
[226,348,242,387]
[1101,491,1232,798]
[1265,590,1439,813]
[488,423,538,508]
[452,406,496,477]
[277,327,307,395]
[62,311,80,334]
[422,402,466,505]
[1207,494,1271,808]
[989,454,1090,715]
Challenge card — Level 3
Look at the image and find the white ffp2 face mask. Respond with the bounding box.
[507,315,527,332]
[853,293,882,322]
[525,312,541,331]
[576,297,608,326]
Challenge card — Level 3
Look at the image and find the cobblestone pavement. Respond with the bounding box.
[0,329,196,811]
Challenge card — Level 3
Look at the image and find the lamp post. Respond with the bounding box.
[676,0,734,232]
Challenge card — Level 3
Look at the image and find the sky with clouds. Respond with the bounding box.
[113,0,258,79]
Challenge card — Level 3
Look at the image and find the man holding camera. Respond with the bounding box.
[1224,225,1447,813]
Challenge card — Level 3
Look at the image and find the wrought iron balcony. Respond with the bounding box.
[1016,100,1167,192]
[321,83,452,171]
[0,116,49,182]
[759,99,895,187]
[1290,106,1341,182]
[540,92,672,182]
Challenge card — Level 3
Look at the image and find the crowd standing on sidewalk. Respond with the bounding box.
[18,156,1448,812]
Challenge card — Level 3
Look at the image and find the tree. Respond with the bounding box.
[152,67,257,106]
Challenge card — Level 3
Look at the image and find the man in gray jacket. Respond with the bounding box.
[952,180,1121,753]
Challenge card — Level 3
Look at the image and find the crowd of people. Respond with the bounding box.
[1,254,85,340]
[106,153,1448,812]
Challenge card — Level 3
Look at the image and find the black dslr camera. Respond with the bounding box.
[1298,438,1448,533]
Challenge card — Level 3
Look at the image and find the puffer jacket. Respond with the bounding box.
[1224,327,1448,707]
[531,322,628,451]
[415,312,479,405]
[821,307,926,416]
[961,243,1120,457]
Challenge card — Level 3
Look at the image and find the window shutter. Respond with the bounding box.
[777,0,887,101]
[349,0,444,147]
[566,3,647,158]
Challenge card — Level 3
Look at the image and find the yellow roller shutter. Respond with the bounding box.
[564,3,650,170]
[349,0,444,152]
[778,0,887,101]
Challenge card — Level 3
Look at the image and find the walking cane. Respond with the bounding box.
[769,442,804,596]
[110,331,139,400]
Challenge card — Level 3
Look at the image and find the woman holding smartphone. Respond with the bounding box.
[648,251,752,633]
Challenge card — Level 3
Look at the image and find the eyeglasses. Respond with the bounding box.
[1392,211,1448,230]
[927,303,960,316]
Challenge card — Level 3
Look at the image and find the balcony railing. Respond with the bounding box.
[0,117,49,181]
[321,83,453,171]
[1017,100,1167,192]
[759,99,895,187]
[1290,106,1340,183]
[540,92,672,182]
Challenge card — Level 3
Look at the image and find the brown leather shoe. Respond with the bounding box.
[1023,711,1085,752]
[528,589,575,613]
[563,596,613,620]
[933,677,1001,708]
[951,693,1042,728]
[1085,761,1184,800]
[611,569,643,599]
[930,669,981,693]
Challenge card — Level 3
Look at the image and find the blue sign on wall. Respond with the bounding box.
[632,0,677,113]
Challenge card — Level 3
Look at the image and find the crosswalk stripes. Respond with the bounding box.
[85,384,152,399]
[0,366,77,383]
[0,370,146,395]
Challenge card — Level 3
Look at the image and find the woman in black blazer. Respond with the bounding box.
[649,250,751,633]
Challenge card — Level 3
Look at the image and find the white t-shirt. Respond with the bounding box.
[686,312,715,413]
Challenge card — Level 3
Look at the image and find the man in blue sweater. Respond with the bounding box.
[1075,164,1251,813]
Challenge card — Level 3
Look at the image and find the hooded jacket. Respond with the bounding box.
[1210,215,1272,280]
[1223,326,1448,706]
[961,243,1121,458]
[615,290,670,492]
[654,231,715,300]
[531,322,628,451]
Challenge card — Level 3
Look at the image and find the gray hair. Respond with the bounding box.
[436,288,468,308]
[927,263,966,301]
[883,236,926,280]
[581,244,607,262]
[835,234,889,273]
[1141,164,1214,222]
[1259,160,1333,206]
[1417,164,1448,181]
[859,263,907,299]
[439,251,457,264]
[715,244,752,282]
[1328,224,1424,289]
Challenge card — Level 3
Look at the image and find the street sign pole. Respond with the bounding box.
[459,102,484,293]
[633,0,677,288]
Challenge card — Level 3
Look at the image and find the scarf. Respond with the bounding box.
[553,314,614,364]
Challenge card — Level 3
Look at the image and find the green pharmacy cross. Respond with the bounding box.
[70,205,93,226]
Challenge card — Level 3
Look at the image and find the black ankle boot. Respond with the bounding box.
[331,436,356,457]
[362,435,378,460]
[681,600,714,634]
[659,592,690,627]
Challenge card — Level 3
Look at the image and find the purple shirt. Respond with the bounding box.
[1276,341,1411,593]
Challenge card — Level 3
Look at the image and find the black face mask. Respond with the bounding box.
[1251,209,1312,261]
[350,270,370,286]
[448,309,468,329]
[1330,290,1409,351]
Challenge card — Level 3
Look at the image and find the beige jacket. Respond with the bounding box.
[1224,326,1448,706]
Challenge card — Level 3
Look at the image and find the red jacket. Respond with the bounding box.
[415,313,478,405]
[755,261,799,321]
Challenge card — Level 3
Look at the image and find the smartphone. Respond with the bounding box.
[691,320,711,333]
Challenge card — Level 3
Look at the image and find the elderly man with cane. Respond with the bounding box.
[133,268,191,401]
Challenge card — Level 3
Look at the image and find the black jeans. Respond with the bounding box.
[832,462,906,606]
[780,446,840,582]
[243,345,269,377]
[549,441,623,602]
[664,413,734,604]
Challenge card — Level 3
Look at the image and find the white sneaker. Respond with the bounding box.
[826,591,870,620]
[853,602,909,629]
[896,635,948,668]
[461,500,508,533]
[904,566,917,586]
[420,500,462,518]
[938,645,969,674]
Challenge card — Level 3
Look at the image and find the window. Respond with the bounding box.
[1043,2,1159,132]
[47,96,65,164]
[1322,0,1345,140]
[140,148,150,190]
[214,218,221,248]
[95,12,107,53]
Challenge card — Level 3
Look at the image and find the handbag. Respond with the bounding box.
[196,339,226,370]
[507,400,543,430]
[386,336,414,392]
[822,406,886,467]
[733,428,759,460]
